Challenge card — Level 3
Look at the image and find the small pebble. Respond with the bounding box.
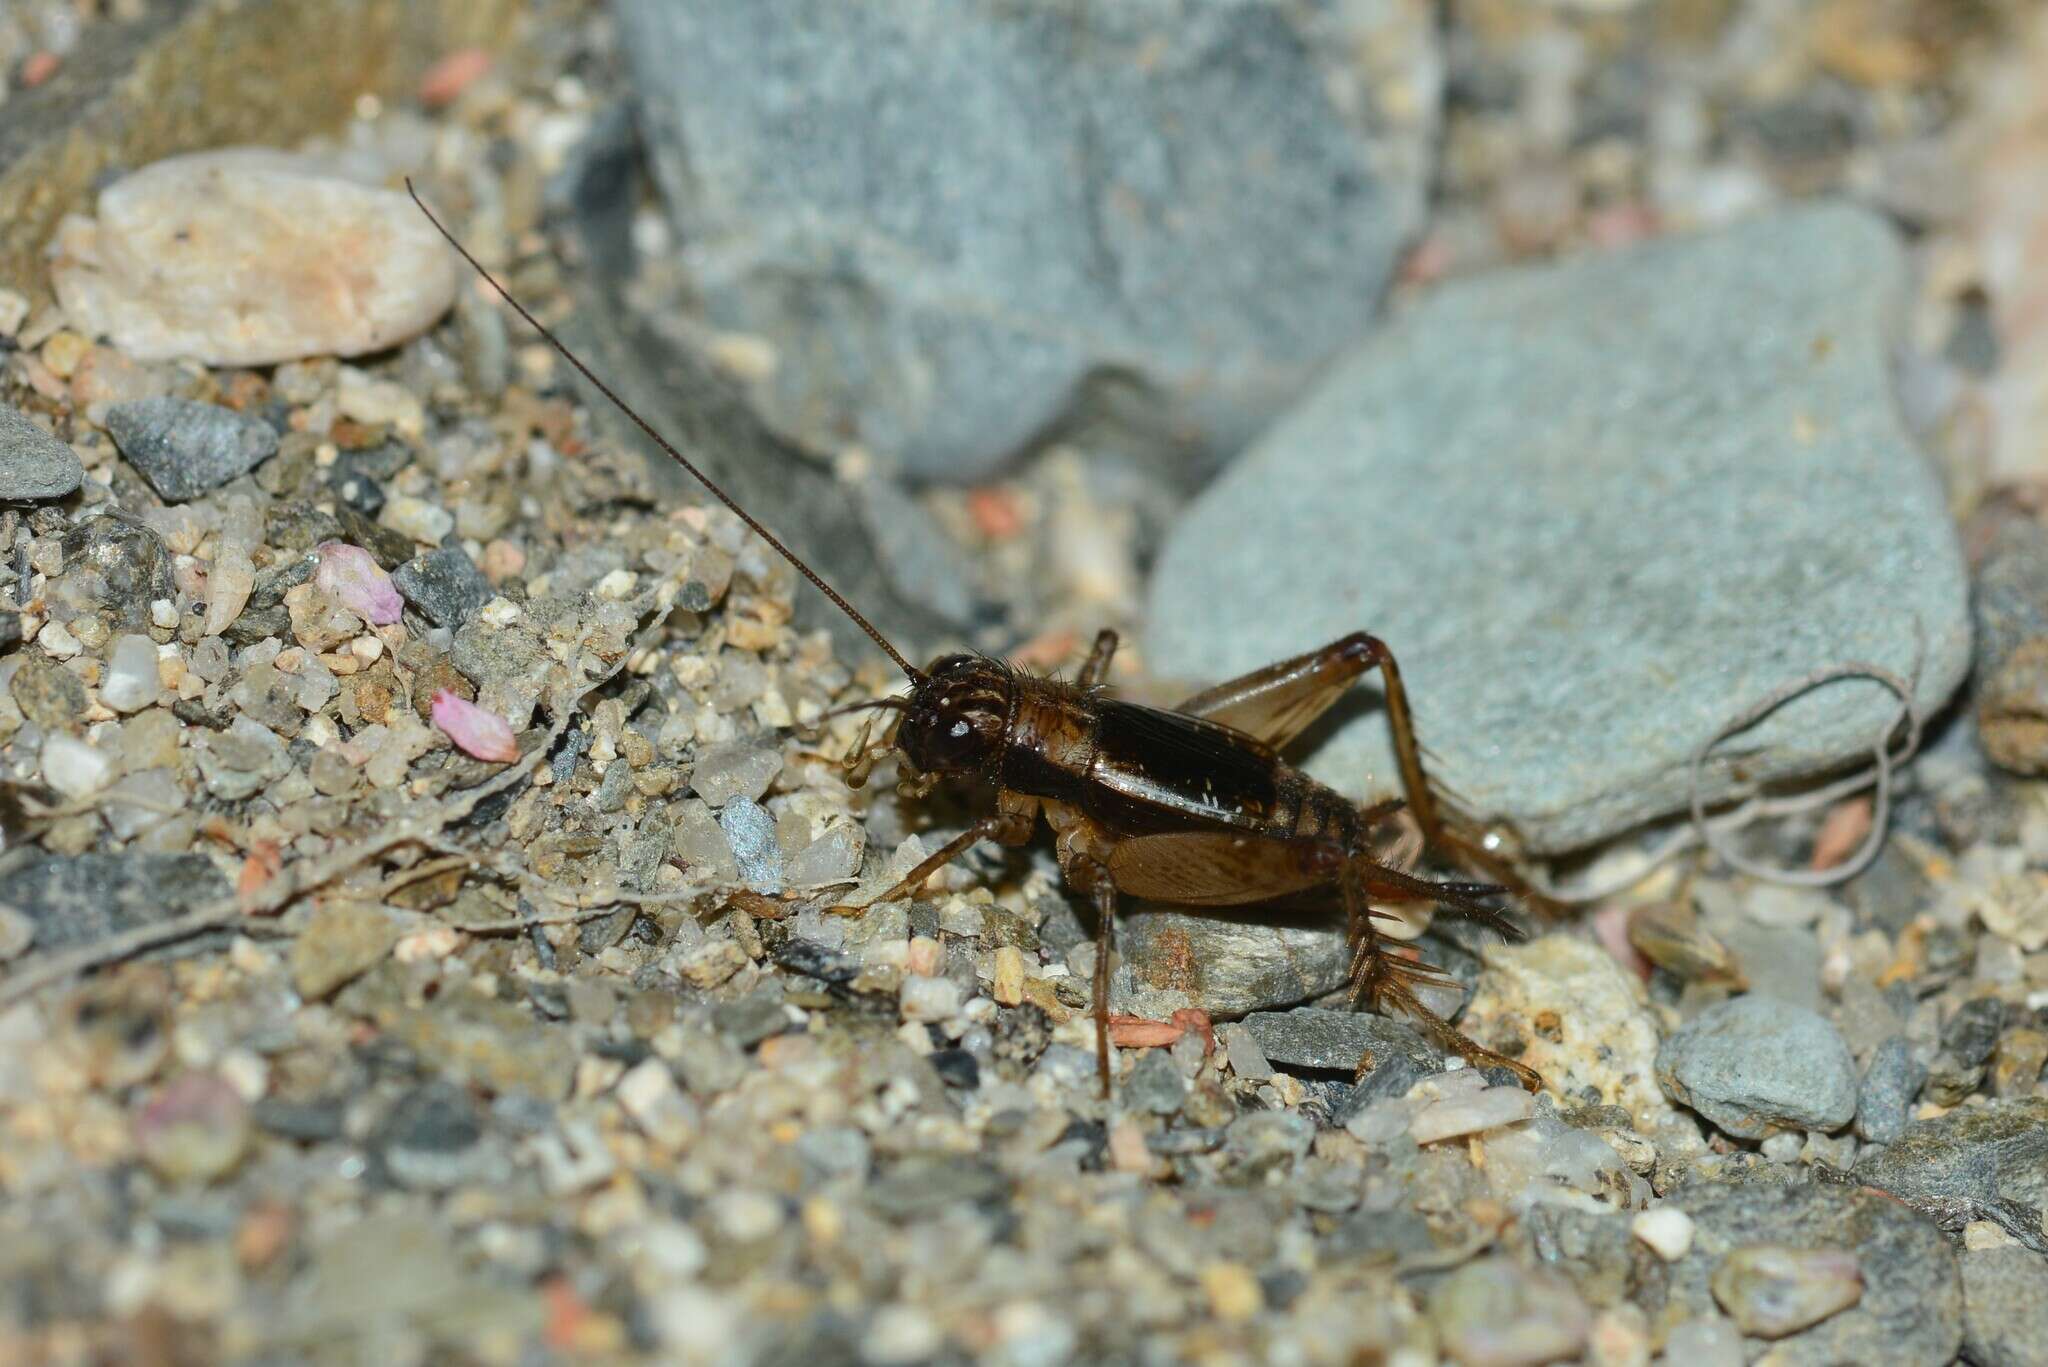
[1631,1207,1696,1262]
[0,905,34,961]
[50,148,459,365]
[314,543,403,625]
[388,550,489,635]
[1710,1245,1863,1338]
[381,495,456,545]
[1661,1316,1744,1367]
[1219,1023,1275,1082]
[41,733,113,799]
[135,1072,251,1184]
[0,402,84,501]
[289,902,399,1000]
[991,945,1027,1006]
[719,796,783,893]
[900,974,964,1023]
[1429,1256,1590,1367]
[787,820,863,886]
[1656,995,1857,1138]
[105,397,279,501]
[1123,1048,1187,1115]
[99,634,161,713]
[1855,1036,1924,1145]
[1410,1086,1535,1144]
[615,1059,699,1148]
[690,741,783,806]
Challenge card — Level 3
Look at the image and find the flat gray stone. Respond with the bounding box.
[391,546,492,629]
[0,403,83,501]
[1148,203,1970,854]
[1113,907,1346,1019]
[1855,1099,2048,1253]
[617,0,1436,481]
[1656,995,1857,1139]
[1668,1178,1960,1367]
[0,853,228,952]
[106,396,278,501]
[1240,1006,1439,1073]
[1960,1247,2048,1367]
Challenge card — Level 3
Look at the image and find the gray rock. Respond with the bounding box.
[56,513,174,634]
[1714,921,1823,1012]
[689,741,783,807]
[450,614,550,698]
[616,0,1436,481]
[1240,1006,1439,1075]
[1656,995,1857,1139]
[337,965,578,1100]
[392,546,493,628]
[10,658,89,733]
[0,853,228,952]
[1114,907,1346,1018]
[1669,1179,1960,1367]
[712,991,792,1048]
[866,1155,1009,1221]
[373,1081,506,1191]
[1855,1099,2048,1252]
[1960,1247,2048,1367]
[1428,1258,1589,1367]
[719,796,784,894]
[786,821,864,887]
[1122,1048,1187,1116]
[1148,204,1970,854]
[793,1125,871,1183]
[1855,1035,1924,1145]
[1222,1109,1314,1172]
[0,403,83,501]
[1972,518,2048,689]
[106,396,279,501]
[271,1211,539,1350]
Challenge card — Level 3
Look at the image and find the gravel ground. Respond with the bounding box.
[4,4,2048,1366]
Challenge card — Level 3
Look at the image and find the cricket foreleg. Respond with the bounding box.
[830,794,1036,915]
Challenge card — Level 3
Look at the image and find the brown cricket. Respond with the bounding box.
[408,183,1543,1097]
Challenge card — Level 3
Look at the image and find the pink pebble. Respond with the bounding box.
[314,542,402,625]
[431,690,519,762]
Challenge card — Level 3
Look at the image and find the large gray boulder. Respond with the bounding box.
[615,0,1439,481]
[1148,202,1971,854]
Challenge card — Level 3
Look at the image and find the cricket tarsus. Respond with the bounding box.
[403,178,921,682]
[408,188,1538,1098]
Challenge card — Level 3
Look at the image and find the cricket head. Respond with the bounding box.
[896,654,1013,777]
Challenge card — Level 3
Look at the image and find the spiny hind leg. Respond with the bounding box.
[1343,869,1541,1092]
[1173,632,1524,894]
[1088,877,1118,1099]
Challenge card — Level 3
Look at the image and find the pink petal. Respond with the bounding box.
[431,690,519,762]
[314,542,403,625]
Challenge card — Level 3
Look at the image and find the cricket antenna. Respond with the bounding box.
[405,179,923,682]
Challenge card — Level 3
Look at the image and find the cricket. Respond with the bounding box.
[408,182,1542,1100]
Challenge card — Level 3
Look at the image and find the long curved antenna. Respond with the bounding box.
[405,179,922,681]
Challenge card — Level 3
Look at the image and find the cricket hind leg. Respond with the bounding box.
[1089,879,1117,1099]
[1343,863,1542,1092]
[1175,633,1530,898]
